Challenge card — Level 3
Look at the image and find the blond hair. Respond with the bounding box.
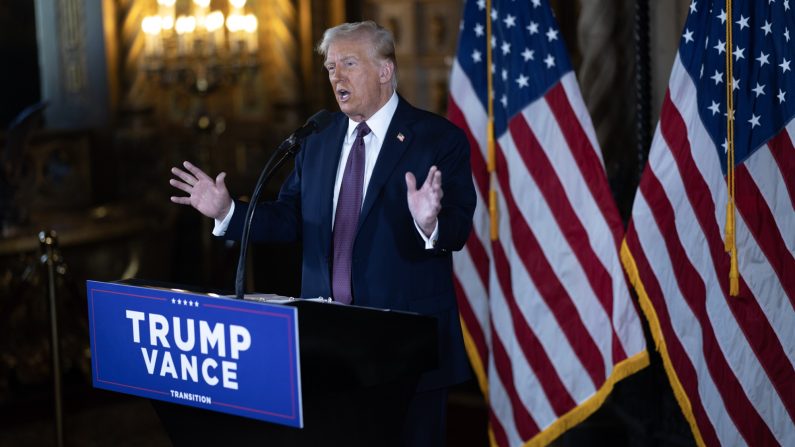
[317,21,398,89]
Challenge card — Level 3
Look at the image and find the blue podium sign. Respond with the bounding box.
[86,280,303,428]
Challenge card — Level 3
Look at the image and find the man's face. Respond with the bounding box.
[324,36,391,122]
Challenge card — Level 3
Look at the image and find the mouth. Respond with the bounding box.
[336,89,351,102]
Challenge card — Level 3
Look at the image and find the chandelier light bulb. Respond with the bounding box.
[242,14,258,33]
[229,0,247,8]
[142,16,163,35]
[226,14,244,33]
[160,15,174,31]
[175,15,197,35]
[205,11,225,33]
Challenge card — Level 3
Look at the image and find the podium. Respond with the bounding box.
[86,280,437,446]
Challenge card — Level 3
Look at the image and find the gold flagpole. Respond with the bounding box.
[725,0,739,296]
[486,0,498,241]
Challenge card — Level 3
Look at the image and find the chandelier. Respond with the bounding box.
[140,0,260,95]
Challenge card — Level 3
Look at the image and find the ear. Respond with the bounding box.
[379,60,394,85]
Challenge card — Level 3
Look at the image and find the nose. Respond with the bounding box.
[330,66,345,83]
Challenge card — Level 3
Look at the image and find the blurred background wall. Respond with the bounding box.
[0,1,695,445]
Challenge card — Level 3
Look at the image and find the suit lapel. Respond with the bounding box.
[358,99,415,232]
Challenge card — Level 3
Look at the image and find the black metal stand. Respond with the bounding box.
[634,0,651,181]
[39,230,64,447]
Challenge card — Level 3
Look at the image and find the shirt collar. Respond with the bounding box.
[345,91,399,142]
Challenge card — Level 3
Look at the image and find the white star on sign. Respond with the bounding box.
[717,9,727,24]
[472,50,482,63]
[546,28,559,42]
[752,83,766,97]
[527,22,539,35]
[690,1,697,13]
[708,101,720,115]
[501,41,511,55]
[516,74,529,88]
[504,14,516,28]
[748,114,761,128]
[683,29,694,43]
[778,89,786,103]
[757,51,770,66]
[544,54,555,68]
[522,48,534,61]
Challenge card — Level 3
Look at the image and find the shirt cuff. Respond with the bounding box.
[212,201,235,236]
[414,219,439,250]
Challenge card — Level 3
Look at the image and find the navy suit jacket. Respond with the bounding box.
[223,97,476,390]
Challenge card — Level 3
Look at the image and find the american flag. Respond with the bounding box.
[621,0,795,445]
[448,1,648,445]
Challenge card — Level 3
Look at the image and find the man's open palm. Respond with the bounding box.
[170,161,232,220]
[406,165,443,237]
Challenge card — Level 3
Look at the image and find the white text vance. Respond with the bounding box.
[126,310,252,390]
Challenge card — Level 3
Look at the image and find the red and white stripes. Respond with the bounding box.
[450,59,648,446]
[623,54,795,446]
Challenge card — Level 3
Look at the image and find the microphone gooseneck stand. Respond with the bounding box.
[234,139,301,300]
[234,110,330,300]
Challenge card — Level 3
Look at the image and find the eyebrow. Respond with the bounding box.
[326,54,359,64]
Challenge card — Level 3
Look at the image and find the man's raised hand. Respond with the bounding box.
[405,165,443,237]
[170,161,232,220]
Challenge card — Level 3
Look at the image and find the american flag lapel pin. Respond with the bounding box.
[397,132,405,142]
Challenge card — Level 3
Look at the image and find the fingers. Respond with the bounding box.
[170,196,191,205]
[182,161,212,182]
[169,178,193,194]
[431,169,442,192]
[422,166,438,189]
[405,172,417,192]
[171,166,196,186]
[407,167,443,195]
[215,172,227,188]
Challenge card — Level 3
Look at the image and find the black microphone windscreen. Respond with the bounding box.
[306,109,333,133]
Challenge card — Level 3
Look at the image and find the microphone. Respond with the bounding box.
[234,109,332,300]
[280,109,333,150]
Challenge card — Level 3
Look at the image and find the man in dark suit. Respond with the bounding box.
[170,20,475,445]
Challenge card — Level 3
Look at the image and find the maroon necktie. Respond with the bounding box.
[332,122,370,304]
